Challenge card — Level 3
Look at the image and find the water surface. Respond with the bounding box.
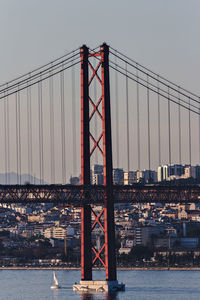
[1,270,200,300]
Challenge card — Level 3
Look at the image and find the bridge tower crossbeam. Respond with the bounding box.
[80,43,117,282]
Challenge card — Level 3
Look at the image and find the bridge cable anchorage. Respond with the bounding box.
[189,97,192,166]
[0,47,80,89]
[136,65,140,170]
[125,62,130,172]
[49,66,55,184]
[110,47,200,102]
[157,76,161,166]
[115,51,119,167]
[147,75,151,182]
[72,52,77,176]
[109,63,200,116]
[60,65,66,184]
[0,55,81,100]
[178,88,182,165]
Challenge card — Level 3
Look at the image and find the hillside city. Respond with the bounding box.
[0,163,200,268]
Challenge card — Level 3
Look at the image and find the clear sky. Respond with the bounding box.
[0,0,200,182]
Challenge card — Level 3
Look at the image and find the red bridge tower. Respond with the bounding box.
[73,43,124,292]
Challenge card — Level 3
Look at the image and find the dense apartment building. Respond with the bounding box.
[158,164,200,182]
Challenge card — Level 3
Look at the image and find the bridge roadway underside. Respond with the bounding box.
[0,184,199,204]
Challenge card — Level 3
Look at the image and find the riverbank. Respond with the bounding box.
[1,266,200,271]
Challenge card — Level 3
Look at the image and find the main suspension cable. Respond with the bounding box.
[110,60,200,113]
[110,47,200,102]
[0,59,81,101]
[0,48,80,89]
[110,64,200,116]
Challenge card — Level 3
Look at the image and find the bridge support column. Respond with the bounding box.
[101,43,116,281]
[80,45,92,280]
[75,43,124,291]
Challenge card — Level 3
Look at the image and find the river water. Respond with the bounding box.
[1,270,200,300]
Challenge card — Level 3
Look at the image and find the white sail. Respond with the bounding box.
[53,271,59,286]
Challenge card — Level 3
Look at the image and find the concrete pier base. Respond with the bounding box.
[73,280,125,293]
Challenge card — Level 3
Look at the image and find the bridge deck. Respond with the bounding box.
[0,184,199,204]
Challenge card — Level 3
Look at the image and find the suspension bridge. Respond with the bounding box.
[0,43,200,290]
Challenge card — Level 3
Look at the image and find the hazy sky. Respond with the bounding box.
[0,0,200,182]
[0,0,200,90]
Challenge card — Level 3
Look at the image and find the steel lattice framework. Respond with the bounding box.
[0,184,199,204]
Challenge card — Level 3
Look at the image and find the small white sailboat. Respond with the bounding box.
[50,271,61,289]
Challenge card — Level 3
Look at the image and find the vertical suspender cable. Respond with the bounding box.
[4,92,7,184]
[125,62,130,172]
[199,98,200,163]
[157,76,161,166]
[168,87,171,169]
[38,79,44,184]
[6,88,10,184]
[49,68,55,183]
[27,77,33,183]
[178,89,182,165]
[115,51,119,167]
[38,82,41,184]
[72,54,77,176]
[136,65,140,170]
[60,67,66,183]
[41,79,44,183]
[18,88,21,184]
[27,80,31,183]
[15,91,19,184]
[147,75,151,181]
[29,79,33,183]
[188,97,191,165]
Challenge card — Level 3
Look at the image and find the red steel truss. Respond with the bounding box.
[80,43,116,281]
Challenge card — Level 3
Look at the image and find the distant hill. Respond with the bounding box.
[0,173,47,185]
